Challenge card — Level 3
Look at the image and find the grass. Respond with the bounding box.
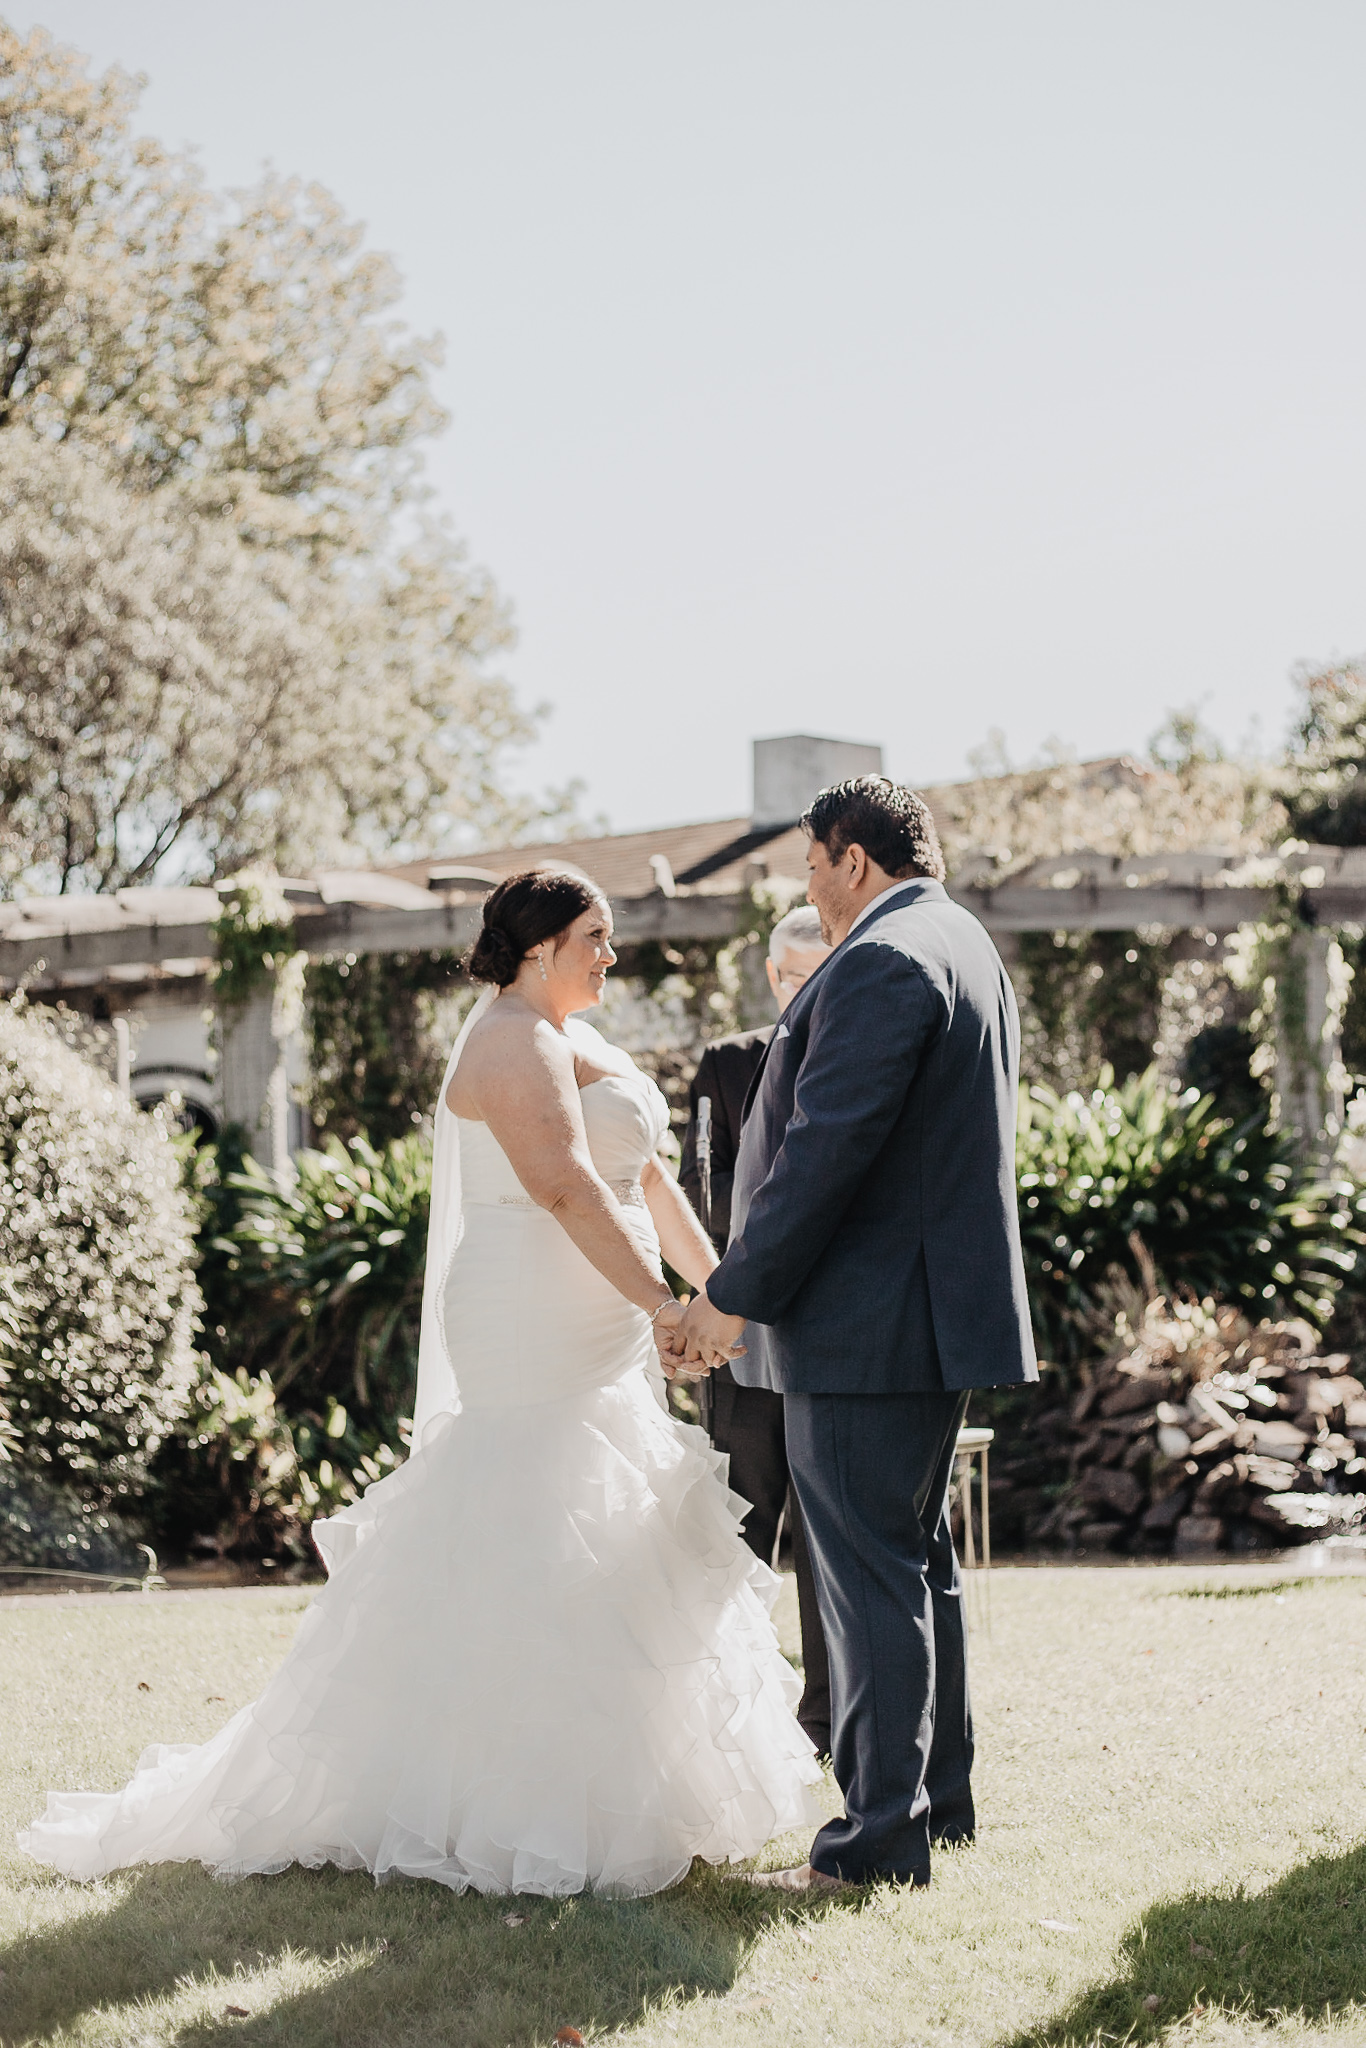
[1,1565,1365,2047]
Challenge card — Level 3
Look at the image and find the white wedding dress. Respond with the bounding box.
[21,1002,821,1896]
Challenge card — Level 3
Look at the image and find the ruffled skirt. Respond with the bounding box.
[20,1371,822,1895]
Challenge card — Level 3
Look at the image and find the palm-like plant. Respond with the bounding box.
[1018,1066,1358,1363]
[211,1134,431,1428]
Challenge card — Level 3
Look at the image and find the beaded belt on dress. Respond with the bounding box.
[478,1179,647,1212]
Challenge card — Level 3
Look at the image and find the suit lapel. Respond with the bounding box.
[736,881,946,1125]
[737,953,830,1123]
[739,1030,779,1125]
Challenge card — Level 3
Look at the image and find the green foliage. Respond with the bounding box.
[304,951,466,1145]
[1015,930,1169,1092]
[1018,1065,1354,1363]
[1284,655,1366,844]
[210,870,298,1009]
[0,1464,143,1574]
[0,1001,203,1530]
[152,1366,403,1561]
[0,1270,25,1466]
[210,1133,430,1429]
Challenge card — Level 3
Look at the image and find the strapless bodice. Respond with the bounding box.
[446,1066,672,1410]
[458,1069,670,1208]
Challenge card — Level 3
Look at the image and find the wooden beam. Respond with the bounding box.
[953,883,1276,933]
[0,920,215,983]
[4,877,1360,986]
[0,892,751,984]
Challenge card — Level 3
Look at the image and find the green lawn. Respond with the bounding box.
[1,1565,1364,2048]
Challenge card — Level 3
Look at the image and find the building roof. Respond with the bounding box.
[378,815,812,903]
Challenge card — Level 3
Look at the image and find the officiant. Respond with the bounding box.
[680,904,833,1759]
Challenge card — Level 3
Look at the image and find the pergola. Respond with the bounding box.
[5,836,1362,1170]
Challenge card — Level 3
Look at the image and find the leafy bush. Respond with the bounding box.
[147,1127,424,1560]
[1018,1065,1355,1363]
[0,1002,203,1540]
[152,1366,405,1563]
[205,1132,430,1430]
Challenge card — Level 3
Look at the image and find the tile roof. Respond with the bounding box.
[378,816,815,903]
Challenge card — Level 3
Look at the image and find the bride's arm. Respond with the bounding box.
[641,1158,717,1293]
[456,1016,675,1318]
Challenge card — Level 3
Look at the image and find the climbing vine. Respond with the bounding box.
[303,950,469,1146]
[210,869,298,1009]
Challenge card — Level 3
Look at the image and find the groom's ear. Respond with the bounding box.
[842,842,870,889]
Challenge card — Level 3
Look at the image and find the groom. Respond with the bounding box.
[665,776,1036,1893]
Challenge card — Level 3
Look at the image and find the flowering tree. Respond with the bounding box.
[0,22,563,893]
[0,432,529,889]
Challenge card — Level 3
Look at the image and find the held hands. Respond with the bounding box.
[651,1291,746,1379]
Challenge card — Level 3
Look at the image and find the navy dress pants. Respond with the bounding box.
[783,1387,973,1885]
[707,1369,832,1755]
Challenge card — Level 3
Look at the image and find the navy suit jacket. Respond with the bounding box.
[706,879,1038,1395]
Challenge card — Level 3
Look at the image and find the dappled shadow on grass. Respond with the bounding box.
[1008,1842,1366,2047]
[0,1856,835,2048]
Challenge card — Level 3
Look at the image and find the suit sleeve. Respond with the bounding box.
[707,944,939,1322]
[679,1044,736,1249]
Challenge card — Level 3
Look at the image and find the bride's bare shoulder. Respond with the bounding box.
[447,999,573,1116]
[564,1017,634,1077]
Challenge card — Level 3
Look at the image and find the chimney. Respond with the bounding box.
[750,734,885,830]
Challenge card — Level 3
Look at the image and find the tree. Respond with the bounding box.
[0,431,532,889]
[1284,657,1366,846]
[0,21,563,892]
[0,23,440,549]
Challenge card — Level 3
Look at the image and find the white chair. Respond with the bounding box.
[955,1425,995,1627]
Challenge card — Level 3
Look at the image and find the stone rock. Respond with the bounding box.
[1141,1484,1191,1533]
[1195,1459,1240,1505]
[1077,1521,1127,1551]
[1172,1513,1223,1555]
[1100,1374,1170,1419]
[1071,1383,1102,1424]
[1080,1466,1144,1519]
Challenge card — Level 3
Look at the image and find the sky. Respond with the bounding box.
[17,1,1366,832]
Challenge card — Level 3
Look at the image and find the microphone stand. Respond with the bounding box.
[695,1095,714,1432]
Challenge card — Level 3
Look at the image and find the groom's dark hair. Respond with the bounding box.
[802,777,947,882]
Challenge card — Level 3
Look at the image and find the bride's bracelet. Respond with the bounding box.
[649,1297,680,1327]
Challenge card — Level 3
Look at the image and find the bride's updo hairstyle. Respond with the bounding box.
[466,867,607,987]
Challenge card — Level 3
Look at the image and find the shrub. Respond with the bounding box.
[152,1366,405,1563]
[205,1132,430,1430]
[0,1002,203,1540]
[1018,1065,1354,1363]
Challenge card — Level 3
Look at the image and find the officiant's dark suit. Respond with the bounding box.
[707,856,1037,1887]
[680,1026,831,1757]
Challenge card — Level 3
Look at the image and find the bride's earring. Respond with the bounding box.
[537,949,548,982]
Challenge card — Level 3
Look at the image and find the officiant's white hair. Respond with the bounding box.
[768,904,825,962]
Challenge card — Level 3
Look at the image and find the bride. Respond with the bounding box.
[21,867,821,1897]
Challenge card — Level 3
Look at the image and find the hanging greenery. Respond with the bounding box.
[210,869,298,1009]
[303,950,469,1145]
[1014,930,1169,1093]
